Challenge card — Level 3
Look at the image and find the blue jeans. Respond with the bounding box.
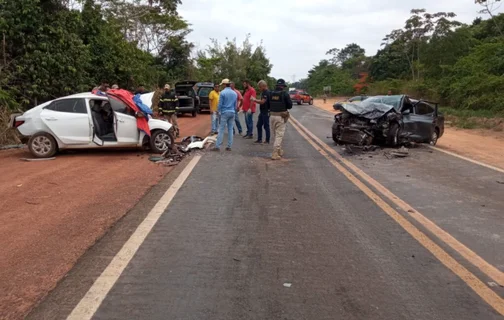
[257,112,270,142]
[245,111,254,137]
[211,112,219,133]
[216,112,235,149]
[234,113,243,134]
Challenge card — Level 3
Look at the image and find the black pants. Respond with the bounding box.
[256,112,270,143]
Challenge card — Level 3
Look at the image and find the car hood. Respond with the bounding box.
[148,118,171,130]
[341,102,395,120]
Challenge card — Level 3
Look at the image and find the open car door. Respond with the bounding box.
[109,98,139,145]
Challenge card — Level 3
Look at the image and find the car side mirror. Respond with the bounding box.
[402,109,410,115]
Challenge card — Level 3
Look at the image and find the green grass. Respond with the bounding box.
[439,107,504,130]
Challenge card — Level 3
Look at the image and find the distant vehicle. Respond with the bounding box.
[10,92,174,158]
[175,80,200,117]
[195,82,214,113]
[289,89,313,105]
[332,95,444,146]
[333,95,369,111]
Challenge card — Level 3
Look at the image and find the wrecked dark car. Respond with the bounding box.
[332,95,444,146]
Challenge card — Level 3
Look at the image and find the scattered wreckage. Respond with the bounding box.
[332,95,445,147]
[150,135,216,166]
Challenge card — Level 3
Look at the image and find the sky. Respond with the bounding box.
[179,0,501,81]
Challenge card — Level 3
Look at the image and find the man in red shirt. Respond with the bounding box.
[241,80,257,139]
[230,82,243,135]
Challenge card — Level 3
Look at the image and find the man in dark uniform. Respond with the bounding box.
[253,79,292,160]
[158,84,180,137]
[253,80,271,144]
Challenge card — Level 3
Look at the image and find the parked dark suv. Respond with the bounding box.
[195,82,214,113]
[175,80,200,117]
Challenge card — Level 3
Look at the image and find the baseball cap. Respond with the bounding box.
[164,84,170,89]
[220,79,230,85]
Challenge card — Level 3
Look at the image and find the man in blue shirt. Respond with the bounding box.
[213,79,238,151]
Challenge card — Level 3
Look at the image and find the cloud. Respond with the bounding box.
[179,0,499,81]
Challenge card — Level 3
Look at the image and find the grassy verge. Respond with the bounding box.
[439,107,504,131]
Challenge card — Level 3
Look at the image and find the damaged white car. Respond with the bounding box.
[11,92,174,158]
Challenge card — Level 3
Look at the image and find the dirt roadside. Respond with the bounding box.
[312,99,504,170]
[0,114,210,319]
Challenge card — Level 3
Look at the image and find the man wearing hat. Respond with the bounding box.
[252,78,292,160]
[158,84,180,137]
[213,79,238,151]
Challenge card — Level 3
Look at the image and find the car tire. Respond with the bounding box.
[192,110,197,117]
[28,132,58,158]
[297,100,302,105]
[387,122,400,147]
[150,129,175,154]
[429,129,439,146]
[309,99,313,105]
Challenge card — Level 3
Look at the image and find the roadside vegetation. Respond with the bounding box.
[0,0,274,145]
[293,1,504,130]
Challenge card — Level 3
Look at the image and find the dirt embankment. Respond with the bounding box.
[312,99,504,170]
[0,114,210,319]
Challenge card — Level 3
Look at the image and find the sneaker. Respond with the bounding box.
[225,147,232,151]
[254,140,262,144]
[264,141,270,144]
[212,147,220,152]
[271,150,281,160]
[245,136,254,139]
[243,134,249,138]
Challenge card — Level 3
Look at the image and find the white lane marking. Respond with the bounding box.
[430,146,504,174]
[67,155,202,320]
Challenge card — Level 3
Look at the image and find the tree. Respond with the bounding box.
[475,0,503,36]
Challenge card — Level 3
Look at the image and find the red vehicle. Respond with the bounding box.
[289,89,313,105]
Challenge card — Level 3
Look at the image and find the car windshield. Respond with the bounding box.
[289,91,297,95]
[361,95,402,110]
[198,87,212,97]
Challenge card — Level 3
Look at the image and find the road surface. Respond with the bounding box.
[27,105,504,319]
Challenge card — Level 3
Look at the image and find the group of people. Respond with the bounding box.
[208,78,293,160]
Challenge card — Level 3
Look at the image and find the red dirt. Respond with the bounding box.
[0,114,210,319]
[312,99,504,170]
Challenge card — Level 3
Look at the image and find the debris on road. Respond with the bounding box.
[20,157,56,161]
[384,147,409,159]
[283,283,292,288]
[497,181,504,185]
[0,144,25,150]
[149,135,215,167]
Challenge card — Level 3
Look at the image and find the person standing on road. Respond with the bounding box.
[253,79,292,160]
[253,80,271,145]
[230,82,244,135]
[209,84,221,135]
[242,80,257,139]
[135,85,147,95]
[158,84,180,137]
[213,79,238,151]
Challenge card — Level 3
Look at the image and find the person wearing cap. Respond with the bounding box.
[158,84,180,137]
[252,78,292,160]
[111,84,119,90]
[253,80,271,145]
[213,79,238,151]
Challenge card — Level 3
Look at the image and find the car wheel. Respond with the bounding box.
[429,129,439,146]
[297,99,302,105]
[192,110,197,117]
[150,129,175,153]
[387,122,400,147]
[28,132,57,158]
[309,99,313,105]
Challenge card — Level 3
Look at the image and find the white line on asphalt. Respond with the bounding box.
[66,155,202,320]
[429,146,504,174]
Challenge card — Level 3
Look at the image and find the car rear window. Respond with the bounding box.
[198,87,212,97]
[45,98,87,114]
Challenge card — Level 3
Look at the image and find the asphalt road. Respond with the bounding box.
[28,106,504,320]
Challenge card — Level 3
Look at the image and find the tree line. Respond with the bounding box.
[301,1,504,114]
[0,0,273,111]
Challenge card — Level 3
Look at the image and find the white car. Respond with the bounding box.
[11,92,174,158]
